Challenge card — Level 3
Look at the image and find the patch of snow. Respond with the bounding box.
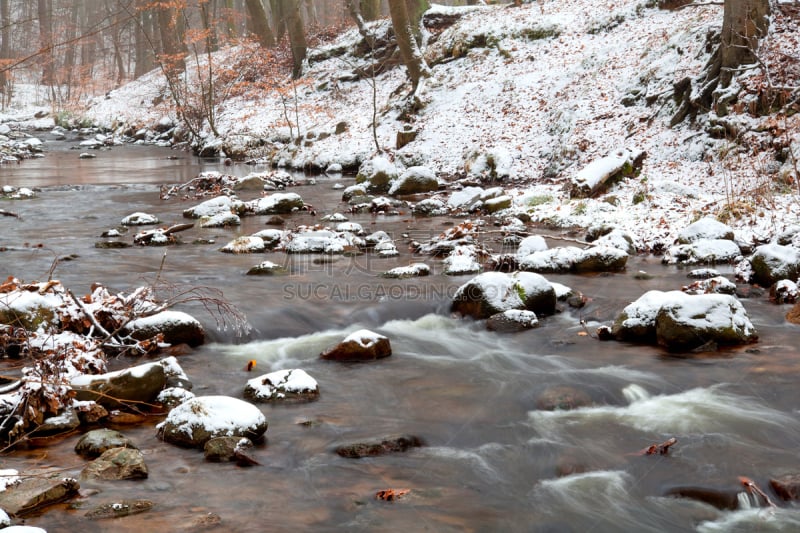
[343,329,386,348]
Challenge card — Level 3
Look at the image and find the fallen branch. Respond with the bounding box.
[638,437,678,456]
[0,209,19,218]
[739,476,777,508]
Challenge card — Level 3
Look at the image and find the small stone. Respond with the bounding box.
[85,499,154,520]
[335,435,424,458]
[81,447,148,480]
[75,429,138,459]
[320,330,391,362]
[535,386,592,411]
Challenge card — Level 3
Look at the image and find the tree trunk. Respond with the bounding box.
[134,1,155,78]
[404,0,429,44]
[270,0,287,41]
[671,0,770,125]
[360,0,381,21]
[282,0,307,78]
[304,0,318,26]
[0,0,10,106]
[245,0,276,47]
[158,6,186,73]
[37,0,55,85]
[719,0,770,86]
[387,0,430,91]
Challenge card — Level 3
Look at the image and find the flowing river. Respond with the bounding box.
[2,140,800,532]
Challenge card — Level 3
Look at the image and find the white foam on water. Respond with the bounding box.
[533,470,633,512]
[529,385,798,436]
[623,383,651,403]
[420,445,504,483]
[213,326,356,366]
[697,507,800,532]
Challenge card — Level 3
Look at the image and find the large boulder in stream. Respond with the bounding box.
[0,476,80,517]
[519,246,628,274]
[451,271,556,320]
[122,310,205,347]
[244,369,320,402]
[770,473,800,501]
[246,193,304,214]
[81,447,148,480]
[388,166,438,196]
[612,290,757,351]
[71,360,167,408]
[75,429,139,459]
[321,330,392,362]
[748,243,800,286]
[676,217,735,244]
[356,156,399,194]
[157,395,268,448]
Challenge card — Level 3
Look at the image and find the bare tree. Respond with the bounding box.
[672,0,770,125]
[245,0,276,47]
[387,0,430,92]
[281,0,306,79]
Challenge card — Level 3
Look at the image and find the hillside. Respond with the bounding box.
[84,0,800,250]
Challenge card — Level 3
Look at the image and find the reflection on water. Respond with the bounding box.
[2,144,800,532]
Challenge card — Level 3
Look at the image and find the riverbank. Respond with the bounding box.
[67,0,800,251]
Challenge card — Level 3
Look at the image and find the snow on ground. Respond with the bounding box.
[5,0,799,250]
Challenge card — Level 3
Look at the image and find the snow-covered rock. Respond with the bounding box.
[246,260,288,276]
[749,243,800,286]
[356,156,399,194]
[662,239,741,265]
[200,212,241,228]
[247,192,304,214]
[520,245,628,273]
[570,149,644,198]
[221,236,266,253]
[388,166,439,196]
[464,147,514,182]
[183,195,245,218]
[71,360,167,408]
[448,186,484,210]
[517,235,548,257]
[443,245,483,275]
[121,212,159,226]
[452,271,556,319]
[486,309,539,332]
[320,329,392,361]
[285,230,351,254]
[123,310,205,347]
[676,217,735,244]
[681,276,737,295]
[382,263,431,279]
[244,369,319,403]
[157,395,268,448]
[612,290,757,351]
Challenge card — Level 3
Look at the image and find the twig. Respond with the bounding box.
[739,476,777,508]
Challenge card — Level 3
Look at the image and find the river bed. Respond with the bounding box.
[1,142,800,532]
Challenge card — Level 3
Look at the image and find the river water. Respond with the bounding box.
[1,141,800,532]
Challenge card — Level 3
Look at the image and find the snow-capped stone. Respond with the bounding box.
[200,212,240,228]
[221,236,266,253]
[676,217,735,244]
[321,329,392,361]
[486,309,539,332]
[157,396,268,448]
[448,186,484,210]
[413,198,448,216]
[662,239,741,265]
[250,229,285,249]
[388,166,438,196]
[681,276,737,295]
[443,245,483,275]
[244,369,319,402]
[246,261,288,276]
[452,271,556,319]
[183,195,245,218]
[285,230,350,254]
[336,222,364,235]
[121,212,159,226]
[520,245,628,273]
[71,361,167,408]
[124,310,205,346]
[569,148,643,198]
[247,192,303,214]
[356,156,399,194]
[382,263,431,279]
[517,235,548,257]
[612,290,757,351]
[322,212,348,222]
[749,243,800,286]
